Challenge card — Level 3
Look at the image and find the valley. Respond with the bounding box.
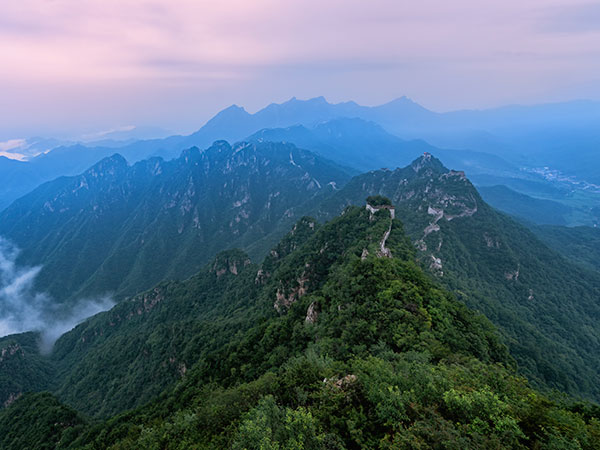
[1,142,600,448]
[3,1,600,447]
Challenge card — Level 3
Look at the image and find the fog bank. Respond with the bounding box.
[0,237,114,353]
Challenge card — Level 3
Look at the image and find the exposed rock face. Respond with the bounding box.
[0,343,25,408]
[255,269,266,285]
[212,251,251,278]
[430,255,443,275]
[305,302,319,324]
[324,374,358,390]
[0,343,23,363]
[505,266,520,281]
[484,233,500,248]
[0,140,350,304]
[3,392,21,408]
[274,273,309,312]
[138,288,164,315]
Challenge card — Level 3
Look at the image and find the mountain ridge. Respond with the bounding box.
[0,141,351,304]
[315,154,600,399]
[3,95,600,218]
[2,149,600,403]
[1,200,599,448]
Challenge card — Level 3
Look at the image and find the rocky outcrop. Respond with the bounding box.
[505,267,520,281]
[212,251,251,278]
[0,343,23,363]
[324,374,357,390]
[275,273,309,312]
[3,392,21,408]
[484,233,501,249]
[430,255,443,275]
[305,302,319,324]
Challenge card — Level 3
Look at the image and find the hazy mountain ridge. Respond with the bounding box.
[478,185,573,226]
[244,116,600,225]
[0,141,351,304]
[3,96,599,223]
[530,224,600,272]
[246,117,517,176]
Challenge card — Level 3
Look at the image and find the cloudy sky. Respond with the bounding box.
[1,0,599,139]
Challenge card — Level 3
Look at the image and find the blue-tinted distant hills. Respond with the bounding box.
[243,117,600,226]
[187,96,600,178]
[186,96,438,148]
[246,117,517,176]
[2,96,599,222]
[0,141,351,303]
[478,185,573,226]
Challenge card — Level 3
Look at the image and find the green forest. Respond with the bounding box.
[1,204,599,449]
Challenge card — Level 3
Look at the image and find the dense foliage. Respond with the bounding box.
[478,185,572,226]
[4,144,600,405]
[317,156,600,401]
[1,205,599,448]
[530,224,600,271]
[0,392,86,449]
[0,332,54,408]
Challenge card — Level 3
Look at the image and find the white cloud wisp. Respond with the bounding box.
[0,237,114,354]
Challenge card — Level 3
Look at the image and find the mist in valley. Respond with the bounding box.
[0,237,114,354]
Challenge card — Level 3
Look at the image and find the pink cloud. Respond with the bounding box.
[0,0,599,137]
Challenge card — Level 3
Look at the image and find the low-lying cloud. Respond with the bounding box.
[0,237,114,354]
[0,138,28,160]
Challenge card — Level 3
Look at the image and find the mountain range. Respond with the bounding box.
[2,96,600,227]
[0,141,350,303]
[1,97,600,448]
[1,147,600,405]
[1,196,599,448]
[317,154,600,399]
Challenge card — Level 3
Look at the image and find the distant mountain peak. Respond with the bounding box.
[276,96,329,107]
[87,153,128,173]
[375,96,435,118]
[211,140,232,151]
[180,146,202,163]
[383,96,423,108]
[222,104,247,113]
[72,154,129,184]
[308,95,327,103]
[204,104,249,124]
[410,152,447,175]
[391,95,414,103]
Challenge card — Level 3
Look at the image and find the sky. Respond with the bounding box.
[1,0,600,140]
